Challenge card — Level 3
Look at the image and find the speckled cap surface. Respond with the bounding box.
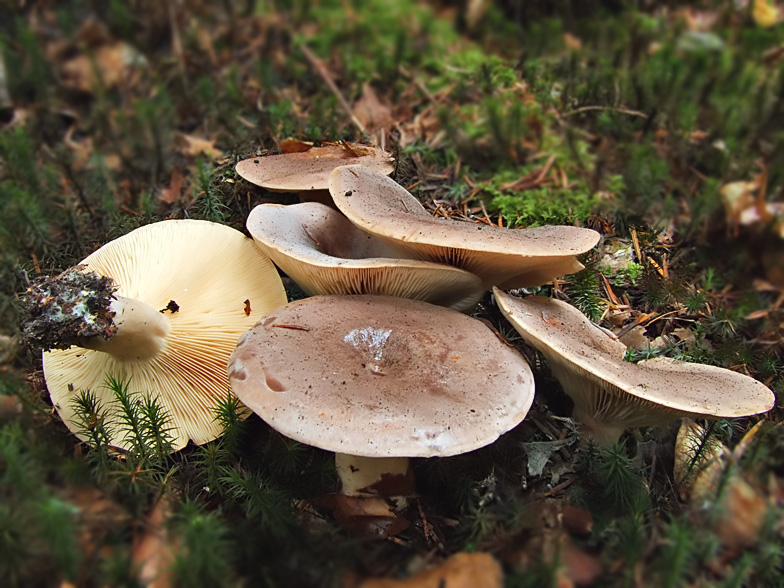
[329,165,601,289]
[228,295,535,458]
[236,145,394,192]
[493,289,775,419]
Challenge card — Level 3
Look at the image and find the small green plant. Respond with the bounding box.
[192,160,230,223]
[565,267,605,322]
[170,500,234,588]
[70,376,176,513]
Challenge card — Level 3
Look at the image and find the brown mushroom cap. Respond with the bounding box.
[328,165,601,288]
[246,202,484,312]
[228,295,535,458]
[43,220,287,451]
[236,145,394,193]
[493,289,775,442]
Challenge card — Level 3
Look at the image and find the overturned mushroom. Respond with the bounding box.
[246,202,484,312]
[329,165,600,288]
[236,143,393,206]
[25,220,287,451]
[228,295,535,503]
[493,289,775,445]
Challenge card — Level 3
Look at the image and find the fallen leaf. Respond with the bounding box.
[561,505,593,537]
[175,133,222,160]
[132,494,177,588]
[280,137,314,153]
[674,420,777,553]
[559,535,603,586]
[563,33,582,51]
[359,552,503,588]
[160,168,185,205]
[753,0,781,28]
[465,0,490,31]
[720,181,757,226]
[353,83,394,144]
[61,42,146,93]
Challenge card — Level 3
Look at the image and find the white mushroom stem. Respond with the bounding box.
[81,296,171,360]
[334,454,412,498]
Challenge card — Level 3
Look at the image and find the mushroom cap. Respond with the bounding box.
[228,295,535,458]
[43,220,288,451]
[328,165,601,288]
[246,202,484,312]
[493,289,775,424]
[236,145,394,192]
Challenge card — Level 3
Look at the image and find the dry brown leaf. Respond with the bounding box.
[132,494,177,588]
[563,33,582,51]
[61,42,145,93]
[353,83,394,138]
[465,0,490,31]
[673,419,727,502]
[280,137,314,153]
[175,133,222,160]
[561,505,593,537]
[559,535,603,586]
[359,552,502,588]
[160,168,185,205]
[674,420,777,553]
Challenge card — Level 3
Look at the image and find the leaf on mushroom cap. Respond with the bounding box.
[43,220,287,451]
[246,202,484,312]
[228,295,535,458]
[493,289,775,442]
[236,145,394,192]
[328,165,601,289]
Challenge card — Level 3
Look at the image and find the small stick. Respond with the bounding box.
[272,324,311,331]
[563,105,648,119]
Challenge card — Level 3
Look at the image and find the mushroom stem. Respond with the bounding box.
[80,296,171,360]
[549,360,627,445]
[571,404,627,446]
[334,454,414,499]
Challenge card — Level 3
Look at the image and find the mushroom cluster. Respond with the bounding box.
[26,139,775,543]
[238,147,601,306]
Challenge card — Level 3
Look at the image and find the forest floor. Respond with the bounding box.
[1,1,784,586]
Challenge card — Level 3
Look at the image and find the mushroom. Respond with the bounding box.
[328,165,601,289]
[227,295,535,502]
[493,289,775,445]
[246,202,484,312]
[25,220,287,451]
[236,143,394,206]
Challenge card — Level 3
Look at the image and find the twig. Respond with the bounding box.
[563,105,648,119]
[299,44,366,135]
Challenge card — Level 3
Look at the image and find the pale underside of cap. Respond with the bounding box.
[246,202,484,312]
[43,220,288,451]
[328,165,601,288]
[493,289,775,425]
[236,145,394,192]
[228,295,535,458]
